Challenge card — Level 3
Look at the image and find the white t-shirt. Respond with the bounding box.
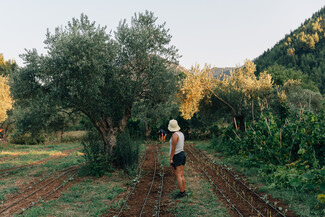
[169,131,185,155]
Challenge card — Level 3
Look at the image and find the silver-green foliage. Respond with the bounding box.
[11,11,179,155]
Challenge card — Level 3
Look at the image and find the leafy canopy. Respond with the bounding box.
[0,54,13,123]
[11,12,179,148]
[178,60,273,120]
[0,75,12,122]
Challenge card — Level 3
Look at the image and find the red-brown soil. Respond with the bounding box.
[159,165,177,217]
[106,143,179,217]
[118,144,160,216]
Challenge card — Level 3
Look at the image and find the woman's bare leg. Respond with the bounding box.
[175,165,185,192]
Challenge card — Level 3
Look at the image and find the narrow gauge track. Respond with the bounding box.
[186,144,291,217]
[118,144,164,217]
[0,163,83,216]
[0,147,82,178]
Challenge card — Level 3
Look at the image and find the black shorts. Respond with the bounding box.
[172,151,186,169]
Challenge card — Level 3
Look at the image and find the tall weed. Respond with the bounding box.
[114,129,140,173]
[82,130,110,177]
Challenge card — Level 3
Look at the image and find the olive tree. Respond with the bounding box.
[11,12,179,155]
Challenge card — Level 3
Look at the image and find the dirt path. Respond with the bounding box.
[104,143,178,217]
[185,144,297,217]
[116,144,162,216]
[158,165,176,217]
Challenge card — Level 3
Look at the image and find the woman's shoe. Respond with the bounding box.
[174,191,186,199]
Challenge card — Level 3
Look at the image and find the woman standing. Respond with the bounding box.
[168,119,186,198]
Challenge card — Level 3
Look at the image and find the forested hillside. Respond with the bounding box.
[254,6,325,93]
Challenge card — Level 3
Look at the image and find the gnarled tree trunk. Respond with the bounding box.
[96,107,132,156]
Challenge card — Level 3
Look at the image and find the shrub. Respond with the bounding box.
[82,130,110,177]
[114,129,140,172]
[215,109,325,192]
[8,131,45,145]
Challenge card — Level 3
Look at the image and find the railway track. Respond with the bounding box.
[117,143,164,217]
[185,144,293,217]
[0,147,82,178]
[0,163,84,216]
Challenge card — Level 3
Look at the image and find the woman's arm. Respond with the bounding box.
[170,133,179,164]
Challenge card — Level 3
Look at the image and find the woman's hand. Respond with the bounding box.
[170,159,173,165]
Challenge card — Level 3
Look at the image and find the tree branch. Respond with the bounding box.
[206,86,237,117]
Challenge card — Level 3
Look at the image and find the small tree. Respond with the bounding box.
[0,54,16,141]
[0,75,12,123]
[178,60,273,131]
[0,54,14,134]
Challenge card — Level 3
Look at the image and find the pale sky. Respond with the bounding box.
[1,0,324,69]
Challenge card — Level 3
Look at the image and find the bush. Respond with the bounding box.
[262,165,325,191]
[114,129,140,172]
[211,134,227,153]
[82,130,110,177]
[220,109,325,167]
[8,131,45,145]
[215,109,325,192]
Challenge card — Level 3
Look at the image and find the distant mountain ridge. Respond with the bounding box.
[254,6,325,93]
[176,65,235,78]
[212,67,234,77]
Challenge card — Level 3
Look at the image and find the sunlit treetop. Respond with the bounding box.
[178,60,273,120]
[285,17,324,53]
[0,75,13,122]
[0,54,16,76]
[0,54,5,65]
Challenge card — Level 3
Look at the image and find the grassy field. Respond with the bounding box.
[0,141,142,216]
[0,143,84,201]
[19,173,128,217]
[0,143,81,169]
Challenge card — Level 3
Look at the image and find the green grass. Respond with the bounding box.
[172,157,228,217]
[18,175,127,217]
[258,186,324,216]
[1,140,154,217]
[160,144,170,166]
[157,141,228,217]
[172,183,228,217]
[0,143,81,167]
[0,143,84,202]
[0,142,81,153]
[195,140,325,217]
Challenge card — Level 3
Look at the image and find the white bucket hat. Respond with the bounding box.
[168,119,180,132]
